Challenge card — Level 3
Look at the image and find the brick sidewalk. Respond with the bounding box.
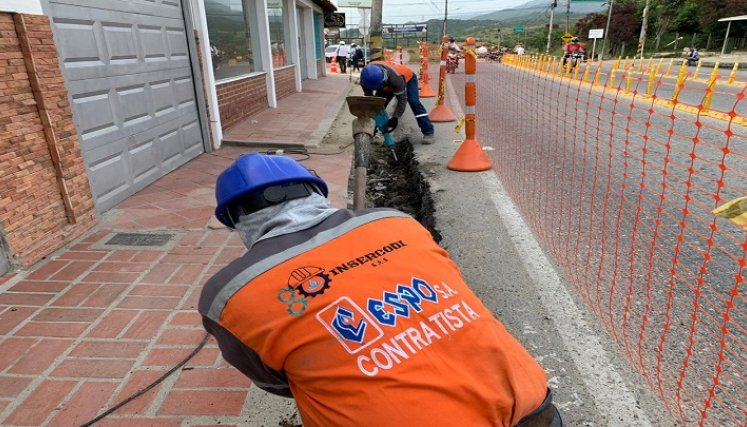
[223,73,353,147]
[0,79,353,425]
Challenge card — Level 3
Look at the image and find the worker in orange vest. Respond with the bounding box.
[199,153,562,427]
[360,60,436,144]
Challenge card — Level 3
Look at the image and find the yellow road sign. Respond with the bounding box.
[561,33,573,43]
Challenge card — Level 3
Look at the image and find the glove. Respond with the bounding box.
[384,117,398,133]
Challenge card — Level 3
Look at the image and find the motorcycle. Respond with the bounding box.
[563,51,585,69]
[488,51,503,63]
[446,53,459,74]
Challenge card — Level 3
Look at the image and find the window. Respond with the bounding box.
[314,12,323,59]
[205,0,256,80]
[267,0,288,66]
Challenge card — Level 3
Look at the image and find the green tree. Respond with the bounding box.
[649,0,684,50]
[699,0,721,33]
[672,0,700,34]
[576,2,640,55]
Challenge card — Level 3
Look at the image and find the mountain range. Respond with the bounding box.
[470,0,607,22]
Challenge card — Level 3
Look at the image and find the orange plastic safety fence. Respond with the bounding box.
[449,56,747,425]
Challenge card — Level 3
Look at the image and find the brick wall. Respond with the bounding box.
[0,12,96,270]
[216,74,268,130]
[274,66,296,101]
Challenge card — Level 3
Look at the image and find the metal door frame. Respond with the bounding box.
[297,6,308,80]
[180,0,212,152]
[0,235,9,276]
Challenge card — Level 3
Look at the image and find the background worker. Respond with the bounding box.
[336,40,350,73]
[199,152,562,427]
[359,61,435,144]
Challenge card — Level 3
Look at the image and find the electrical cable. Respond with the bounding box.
[260,142,355,161]
[77,333,210,427]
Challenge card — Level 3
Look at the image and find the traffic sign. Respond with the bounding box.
[324,13,346,28]
[358,9,370,36]
[513,25,525,33]
[588,28,604,39]
[561,33,573,43]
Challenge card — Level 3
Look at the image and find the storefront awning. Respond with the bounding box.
[717,15,747,55]
[312,0,336,12]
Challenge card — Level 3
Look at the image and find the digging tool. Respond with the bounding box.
[345,96,387,209]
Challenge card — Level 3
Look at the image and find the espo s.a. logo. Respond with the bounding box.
[277,266,332,316]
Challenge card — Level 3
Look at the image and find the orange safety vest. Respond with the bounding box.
[206,210,547,426]
[369,60,415,83]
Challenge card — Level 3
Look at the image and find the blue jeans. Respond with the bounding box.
[376,76,434,136]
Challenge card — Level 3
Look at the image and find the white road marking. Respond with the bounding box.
[480,171,652,427]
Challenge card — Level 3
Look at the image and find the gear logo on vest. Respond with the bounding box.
[277,241,408,316]
[289,266,332,298]
[278,266,332,316]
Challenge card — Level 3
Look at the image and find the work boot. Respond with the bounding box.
[422,134,435,145]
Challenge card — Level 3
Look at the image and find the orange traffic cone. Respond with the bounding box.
[447,138,492,171]
[419,80,436,98]
[429,103,456,121]
[330,57,338,73]
[419,43,436,98]
[429,36,456,122]
[447,36,492,172]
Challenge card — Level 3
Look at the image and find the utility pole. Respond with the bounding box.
[442,0,449,40]
[546,1,556,54]
[370,0,383,61]
[637,0,651,59]
[566,0,570,33]
[601,0,613,60]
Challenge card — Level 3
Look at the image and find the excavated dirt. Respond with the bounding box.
[365,140,441,242]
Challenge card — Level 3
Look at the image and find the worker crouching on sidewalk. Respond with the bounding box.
[198,153,563,427]
[360,61,436,144]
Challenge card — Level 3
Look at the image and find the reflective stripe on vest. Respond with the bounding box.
[206,209,411,322]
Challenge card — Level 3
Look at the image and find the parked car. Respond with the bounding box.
[325,45,338,63]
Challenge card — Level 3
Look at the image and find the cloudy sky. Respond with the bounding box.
[335,0,534,26]
[386,0,530,22]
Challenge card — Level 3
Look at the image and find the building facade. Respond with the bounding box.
[0,0,334,274]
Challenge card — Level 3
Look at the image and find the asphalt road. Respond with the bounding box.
[446,61,747,426]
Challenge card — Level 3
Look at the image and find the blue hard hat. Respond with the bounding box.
[360,65,386,90]
[215,153,328,227]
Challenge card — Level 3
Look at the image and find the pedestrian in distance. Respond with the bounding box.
[336,41,350,73]
[349,43,364,72]
[199,152,563,427]
[446,37,462,74]
[359,61,436,144]
[686,46,700,66]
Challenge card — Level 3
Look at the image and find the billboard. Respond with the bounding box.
[338,0,372,7]
[382,24,427,36]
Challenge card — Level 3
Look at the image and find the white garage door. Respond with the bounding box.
[46,0,206,212]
